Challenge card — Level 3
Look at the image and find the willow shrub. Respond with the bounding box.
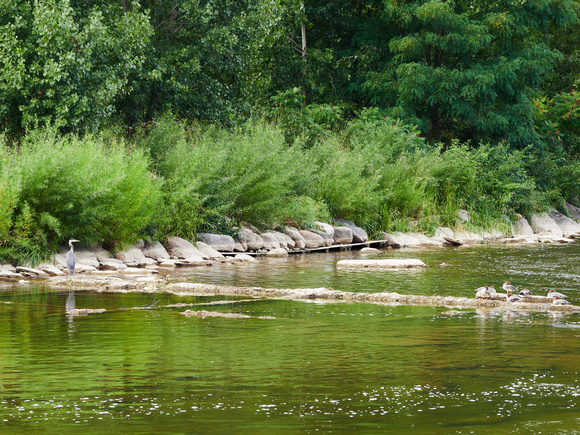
[0,128,160,264]
[160,121,326,238]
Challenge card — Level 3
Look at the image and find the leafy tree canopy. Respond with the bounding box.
[358,0,578,145]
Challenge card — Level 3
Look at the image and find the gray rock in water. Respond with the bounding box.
[337,259,427,269]
[99,258,127,271]
[196,241,224,259]
[38,264,66,276]
[233,253,256,263]
[142,241,170,261]
[454,230,483,244]
[299,230,325,249]
[15,266,49,278]
[333,226,353,244]
[197,233,235,252]
[395,231,421,247]
[260,233,281,251]
[381,232,402,248]
[166,236,208,260]
[283,228,306,249]
[266,248,288,257]
[434,227,461,246]
[313,222,335,246]
[236,228,263,251]
[272,231,296,249]
[335,219,368,243]
[409,233,445,247]
[114,246,157,266]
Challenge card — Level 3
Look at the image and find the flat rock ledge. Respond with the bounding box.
[45,276,162,292]
[336,259,427,269]
[165,283,580,313]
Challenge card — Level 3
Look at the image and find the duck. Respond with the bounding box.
[475,285,491,299]
[552,297,570,305]
[506,292,522,303]
[519,288,532,296]
[547,289,568,299]
[503,281,518,293]
[488,286,498,297]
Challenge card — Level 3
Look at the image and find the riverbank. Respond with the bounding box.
[2,208,580,283]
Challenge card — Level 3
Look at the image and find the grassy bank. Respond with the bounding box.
[1,116,579,265]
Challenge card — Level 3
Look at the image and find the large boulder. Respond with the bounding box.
[334,219,368,243]
[114,245,157,266]
[268,231,295,249]
[284,227,306,250]
[266,248,288,257]
[549,209,580,235]
[299,230,325,249]
[381,232,402,248]
[99,258,127,271]
[515,217,534,236]
[530,213,564,236]
[395,232,421,247]
[236,228,263,251]
[409,233,445,248]
[312,222,334,246]
[166,236,208,260]
[16,266,49,278]
[142,241,170,261]
[454,230,483,244]
[434,227,461,246]
[333,226,353,244]
[197,233,235,252]
[260,233,280,251]
[196,241,224,259]
[566,202,580,223]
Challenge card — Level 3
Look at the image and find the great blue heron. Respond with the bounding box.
[66,238,80,275]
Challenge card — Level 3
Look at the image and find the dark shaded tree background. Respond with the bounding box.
[1,0,579,148]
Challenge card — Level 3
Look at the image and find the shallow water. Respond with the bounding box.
[1,243,579,433]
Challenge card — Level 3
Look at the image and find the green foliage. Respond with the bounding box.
[159,120,324,238]
[534,90,580,154]
[360,0,577,145]
[0,0,152,136]
[0,127,160,264]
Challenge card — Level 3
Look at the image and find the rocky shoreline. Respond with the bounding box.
[2,207,580,305]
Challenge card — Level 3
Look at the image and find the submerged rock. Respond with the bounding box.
[336,259,427,269]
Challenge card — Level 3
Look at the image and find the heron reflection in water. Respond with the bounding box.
[66,289,76,324]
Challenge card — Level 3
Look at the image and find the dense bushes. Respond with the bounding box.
[0,129,160,264]
[2,115,579,265]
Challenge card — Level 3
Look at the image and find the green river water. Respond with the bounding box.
[0,243,579,433]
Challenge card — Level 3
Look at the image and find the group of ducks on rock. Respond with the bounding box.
[475,281,571,305]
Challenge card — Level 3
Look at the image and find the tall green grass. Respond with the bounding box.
[158,120,327,238]
[1,114,576,265]
[0,128,160,264]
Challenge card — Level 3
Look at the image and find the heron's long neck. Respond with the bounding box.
[69,242,74,252]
